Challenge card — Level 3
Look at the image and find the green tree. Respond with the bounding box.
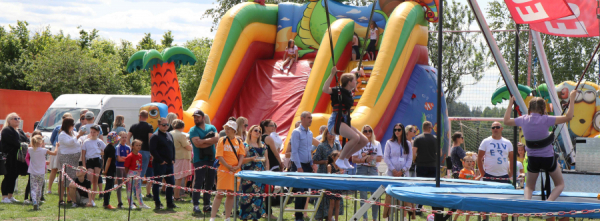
[0,20,31,90]
[22,39,123,98]
[447,101,473,117]
[162,30,174,48]
[428,0,491,104]
[137,33,158,50]
[486,0,597,85]
[78,26,99,50]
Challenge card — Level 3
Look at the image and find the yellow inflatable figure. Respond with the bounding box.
[556,81,600,137]
[139,103,168,131]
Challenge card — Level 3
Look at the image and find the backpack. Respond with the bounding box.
[16,142,27,163]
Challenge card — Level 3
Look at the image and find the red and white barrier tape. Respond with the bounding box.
[63,163,234,180]
[62,169,131,194]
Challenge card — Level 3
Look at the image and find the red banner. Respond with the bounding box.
[504,0,573,24]
[530,0,599,37]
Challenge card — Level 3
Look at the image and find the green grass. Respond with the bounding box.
[0,175,550,220]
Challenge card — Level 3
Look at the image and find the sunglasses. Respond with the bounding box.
[244,124,248,127]
[268,124,276,127]
[491,126,501,130]
[253,129,261,133]
[160,123,169,127]
[394,128,402,132]
[363,130,373,133]
[13,117,21,121]
[465,160,475,163]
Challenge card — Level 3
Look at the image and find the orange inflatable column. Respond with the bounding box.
[151,61,184,119]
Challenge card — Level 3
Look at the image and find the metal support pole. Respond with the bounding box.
[268,185,272,221]
[233,176,238,221]
[527,30,532,87]
[512,23,520,221]
[466,0,528,113]
[435,0,444,221]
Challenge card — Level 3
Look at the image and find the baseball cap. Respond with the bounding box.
[223,120,237,132]
[85,112,95,119]
[192,110,205,117]
[90,124,101,132]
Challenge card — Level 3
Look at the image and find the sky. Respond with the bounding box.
[0,0,501,111]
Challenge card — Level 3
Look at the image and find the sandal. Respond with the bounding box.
[173,198,185,202]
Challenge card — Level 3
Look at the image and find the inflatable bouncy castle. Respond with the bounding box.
[130,0,450,153]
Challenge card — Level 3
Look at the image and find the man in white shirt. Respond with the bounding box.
[476,122,513,183]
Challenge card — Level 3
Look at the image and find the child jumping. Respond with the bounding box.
[28,135,58,210]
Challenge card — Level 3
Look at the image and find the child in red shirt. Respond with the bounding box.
[124,139,150,209]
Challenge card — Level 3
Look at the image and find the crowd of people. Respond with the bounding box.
[0,75,577,221]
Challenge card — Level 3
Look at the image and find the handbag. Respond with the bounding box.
[16,142,27,163]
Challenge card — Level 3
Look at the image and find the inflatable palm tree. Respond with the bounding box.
[126,46,197,119]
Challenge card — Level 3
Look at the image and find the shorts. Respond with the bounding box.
[85,157,102,169]
[527,156,557,173]
[174,159,192,180]
[75,192,89,205]
[327,111,348,136]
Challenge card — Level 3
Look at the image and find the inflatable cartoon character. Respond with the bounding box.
[556,81,600,137]
[139,103,168,131]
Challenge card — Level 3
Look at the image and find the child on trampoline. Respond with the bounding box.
[281,39,298,72]
[323,66,369,170]
[503,90,576,201]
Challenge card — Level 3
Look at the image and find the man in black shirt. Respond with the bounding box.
[412,121,438,177]
[150,118,176,210]
[127,110,154,197]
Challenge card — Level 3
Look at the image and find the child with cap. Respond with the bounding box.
[81,125,106,207]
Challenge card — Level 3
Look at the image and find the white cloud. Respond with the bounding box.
[358,16,368,20]
[278,25,282,28]
[0,0,215,45]
[280,17,290,21]
[346,9,361,14]
[336,15,346,18]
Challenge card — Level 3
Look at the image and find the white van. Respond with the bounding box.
[36,94,151,148]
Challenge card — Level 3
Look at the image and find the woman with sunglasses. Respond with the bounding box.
[260,120,283,172]
[504,91,576,202]
[352,125,382,221]
[236,117,248,141]
[239,125,268,221]
[1,113,30,203]
[383,123,412,219]
[323,66,369,170]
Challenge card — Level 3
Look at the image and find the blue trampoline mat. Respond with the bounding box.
[236,171,514,192]
[386,186,600,218]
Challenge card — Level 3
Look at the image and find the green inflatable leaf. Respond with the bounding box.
[126,50,148,73]
[162,46,197,68]
[491,84,533,105]
[143,49,164,70]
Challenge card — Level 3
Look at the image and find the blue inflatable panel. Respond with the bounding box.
[237,171,513,192]
[381,65,450,155]
[386,186,600,218]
